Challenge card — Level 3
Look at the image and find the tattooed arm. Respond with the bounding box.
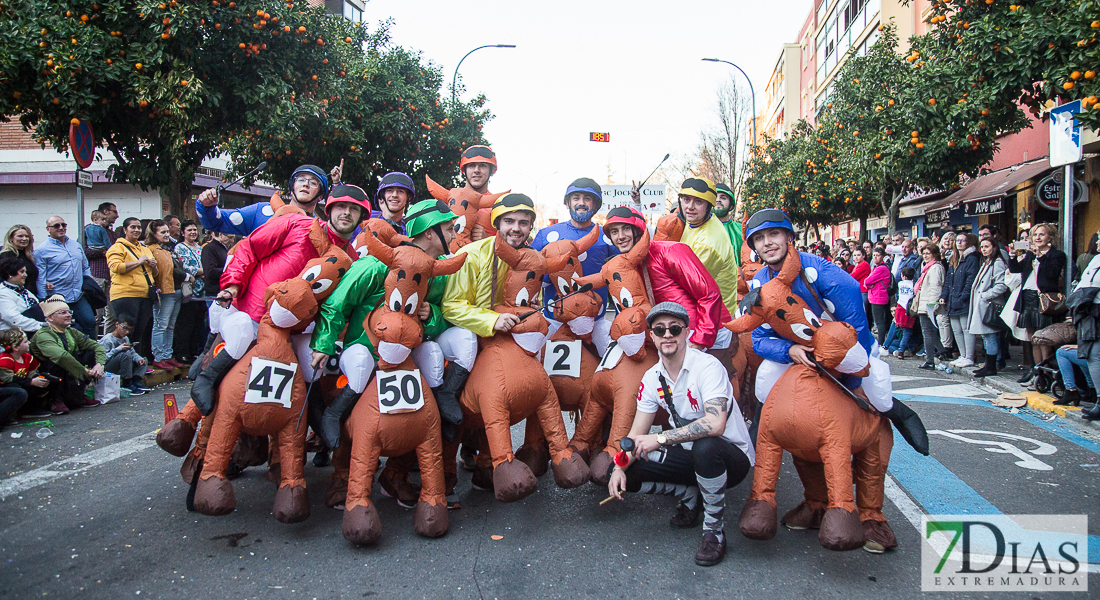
[662,397,729,445]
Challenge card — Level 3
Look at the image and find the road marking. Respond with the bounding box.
[894,383,993,398]
[928,430,1058,471]
[0,430,159,499]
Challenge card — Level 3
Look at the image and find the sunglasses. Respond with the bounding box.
[462,146,495,160]
[49,223,68,229]
[651,324,684,338]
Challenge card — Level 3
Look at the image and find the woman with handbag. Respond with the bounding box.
[172,220,206,363]
[914,244,946,370]
[1009,223,1067,386]
[945,233,981,368]
[145,220,183,370]
[105,218,158,360]
[968,238,1010,377]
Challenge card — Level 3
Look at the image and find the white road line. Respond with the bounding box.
[0,429,159,499]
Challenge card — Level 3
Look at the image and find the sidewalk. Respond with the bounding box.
[887,348,1100,427]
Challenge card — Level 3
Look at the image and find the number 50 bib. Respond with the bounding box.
[377,369,424,414]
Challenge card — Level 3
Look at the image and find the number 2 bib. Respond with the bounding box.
[543,340,581,378]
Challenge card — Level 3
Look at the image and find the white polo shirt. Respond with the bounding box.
[637,348,755,464]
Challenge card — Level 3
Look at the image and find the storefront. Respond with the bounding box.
[920,159,1052,241]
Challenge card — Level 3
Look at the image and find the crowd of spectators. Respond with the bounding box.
[0,203,235,428]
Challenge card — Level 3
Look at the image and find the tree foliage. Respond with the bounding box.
[920,0,1100,129]
[0,0,491,214]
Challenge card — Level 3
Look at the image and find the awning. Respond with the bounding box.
[925,159,1051,211]
[899,190,951,219]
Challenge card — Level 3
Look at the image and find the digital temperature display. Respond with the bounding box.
[589,132,610,143]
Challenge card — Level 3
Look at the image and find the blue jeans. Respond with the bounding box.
[980,333,1000,357]
[884,322,916,353]
[152,291,182,361]
[70,296,96,338]
[1055,347,1095,390]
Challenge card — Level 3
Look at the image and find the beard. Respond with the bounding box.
[569,206,592,223]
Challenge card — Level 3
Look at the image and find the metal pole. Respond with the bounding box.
[702,58,757,150]
[76,185,84,245]
[1064,164,1074,297]
[452,44,516,104]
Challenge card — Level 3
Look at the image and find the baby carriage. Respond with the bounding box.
[1030,321,1077,399]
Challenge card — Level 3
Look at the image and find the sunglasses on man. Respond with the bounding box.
[651,324,684,338]
[49,223,68,229]
[461,146,495,160]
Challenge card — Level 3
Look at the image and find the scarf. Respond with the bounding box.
[2,279,37,308]
[912,259,936,301]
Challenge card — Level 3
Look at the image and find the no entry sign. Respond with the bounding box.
[69,119,95,169]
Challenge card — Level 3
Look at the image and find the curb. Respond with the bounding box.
[142,365,190,387]
[1020,391,1083,418]
[964,368,1098,428]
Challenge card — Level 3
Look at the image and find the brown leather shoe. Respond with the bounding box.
[670,501,702,528]
[694,530,727,566]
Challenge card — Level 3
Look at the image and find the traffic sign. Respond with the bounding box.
[75,169,92,189]
[1049,101,1082,168]
[69,119,95,169]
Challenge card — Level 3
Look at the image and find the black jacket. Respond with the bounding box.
[941,248,980,316]
[200,240,228,295]
[1009,248,1067,309]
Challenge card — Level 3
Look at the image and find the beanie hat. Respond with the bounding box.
[39,294,70,318]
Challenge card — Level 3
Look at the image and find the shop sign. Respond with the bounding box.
[1035,172,1086,210]
[924,207,951,225]
[962,196,1004,217]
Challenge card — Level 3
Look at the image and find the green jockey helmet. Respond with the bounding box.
[405,199,459,252]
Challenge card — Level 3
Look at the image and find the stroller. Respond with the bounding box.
[1030,321,1077,400]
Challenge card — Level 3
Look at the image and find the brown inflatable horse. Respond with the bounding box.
[726,242,896,553]
[457,233,590,502]
[573,229,658,486]
[335,230,467,545]
[514,225,604,475]
[192,240,352,523]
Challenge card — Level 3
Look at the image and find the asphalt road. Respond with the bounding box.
[1,359,1097,599]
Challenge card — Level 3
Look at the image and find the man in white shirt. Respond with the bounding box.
[607,301,754,567]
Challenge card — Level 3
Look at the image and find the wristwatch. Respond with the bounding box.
[656,432,668,447]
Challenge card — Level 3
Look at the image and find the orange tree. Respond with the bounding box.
[824,24,1030,235]
[920,0,1100,128]
[741,118,879,241]
[0,0,490,214]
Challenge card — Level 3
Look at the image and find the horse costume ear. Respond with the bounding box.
[431,253,467,278]
[363,226,397,267]
[653,213,683,242]
[367,219,410,247]
[480,190,508,206]
[574,272,606,290]
[425,175,449,202]
[493,232,523,268]
[725,312,764,334]
[575,224,601,253]
[624,227,650,269]
[544,253,572,274]
[309,219,332,256]
[776,242,801,284]
[740,212,755,266]
[270,191,287,212]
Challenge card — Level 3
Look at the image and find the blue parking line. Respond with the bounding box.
[889,426,1100,564]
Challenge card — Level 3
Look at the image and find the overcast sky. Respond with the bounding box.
[370,0,810,220]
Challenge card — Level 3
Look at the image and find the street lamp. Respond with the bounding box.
[701,58,757,149]
[452,44,517,103]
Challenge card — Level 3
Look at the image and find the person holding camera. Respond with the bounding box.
[607,302,754,567]
[105,217,158,359]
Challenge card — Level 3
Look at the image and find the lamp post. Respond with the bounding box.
[701,58,757,149]
[452,44,517,103]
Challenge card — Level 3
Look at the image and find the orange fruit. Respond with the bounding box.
[928,98,936,105]
[180,79,188,85]
[135,62,142,69]
[1064,81,1075,90]
[911,130,919,137]
[70,118,80,125]
[1086,71,1096,79]
[1071,71,1082,80]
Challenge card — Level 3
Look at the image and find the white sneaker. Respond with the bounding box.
[952,357,974,368]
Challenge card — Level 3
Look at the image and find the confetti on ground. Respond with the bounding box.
[490,535,503,541]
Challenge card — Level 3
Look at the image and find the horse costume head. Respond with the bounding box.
[350,219,409,260]
[576,227,653,358]
[540,226,602,332]
[493,233,571,353]
[424,175,506,249]
[726,242,868,376]
[360,230,466,369]
[264,248,353,332]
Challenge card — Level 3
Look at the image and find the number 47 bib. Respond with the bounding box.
[244,357,298,408]
[377,369,425,414]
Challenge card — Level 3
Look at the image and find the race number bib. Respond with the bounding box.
[543,340,581,378]
[321,340,344,376]
[376,369,424,414]
[244,358,298,408]
[595,341,624,372]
